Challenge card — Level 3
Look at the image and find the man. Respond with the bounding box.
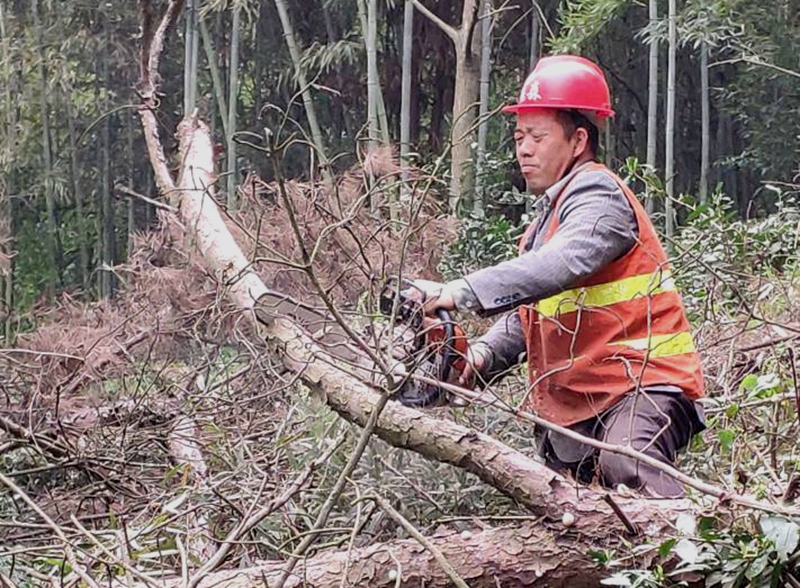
[417,55,705,498]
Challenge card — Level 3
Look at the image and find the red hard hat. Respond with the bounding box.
[502,55,615,120]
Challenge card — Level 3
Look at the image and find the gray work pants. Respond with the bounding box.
[541,391,704,497]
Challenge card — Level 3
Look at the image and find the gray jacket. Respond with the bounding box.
[451,161,639,377]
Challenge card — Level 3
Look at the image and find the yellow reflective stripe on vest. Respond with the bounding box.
[537,270,676,318]
[611,331,696,358]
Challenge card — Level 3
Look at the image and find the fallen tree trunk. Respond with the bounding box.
[177,521,680,588]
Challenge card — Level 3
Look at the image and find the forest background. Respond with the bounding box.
[1,0,800,586]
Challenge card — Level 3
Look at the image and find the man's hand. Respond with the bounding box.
[410,279,456,314]
[459,342,493,389]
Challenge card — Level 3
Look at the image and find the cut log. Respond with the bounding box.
[170,518,692,588]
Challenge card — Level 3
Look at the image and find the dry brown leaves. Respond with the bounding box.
[2,149,456,425]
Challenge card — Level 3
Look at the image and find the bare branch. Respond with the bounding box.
[115,183,178,212]
[0,471,101,588]
[410,0,458,44]
[137,0,185,195]
[368,493,470,588]
[186,433,347,587]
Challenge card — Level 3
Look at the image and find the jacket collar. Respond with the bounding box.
[543,160,596,206]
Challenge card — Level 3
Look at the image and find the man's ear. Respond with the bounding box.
[572,127,589,158]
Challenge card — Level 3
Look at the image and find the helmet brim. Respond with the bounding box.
[501,103,615,118]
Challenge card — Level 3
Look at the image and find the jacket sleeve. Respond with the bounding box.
[473,311,527,384]
[463,170,638,316]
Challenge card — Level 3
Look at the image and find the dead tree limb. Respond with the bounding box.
[137,0,185,195]
[163,519,682,588]
[168,415,215,562]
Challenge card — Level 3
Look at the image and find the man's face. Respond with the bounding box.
[514,109,584,194]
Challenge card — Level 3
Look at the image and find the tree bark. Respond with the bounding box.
[646,0,658,214]
[528,0,539,71]
[32,0,63,291]
[360,0,380,152]
[101,29,116,299]
[273,0,331,182]
[167,520,681,588]
[200,16,228,138]
[412,0,481,212]
[66,94,91,293]
[0,0,15,341]
[474,0,492,217]
[357,0,391,149]
[226,3,241,208]
[127,115,136,250]
[449,0,481,212]
[184,0,200,115]
[700,41,709,204]
[665,0,676,241]
[400,0,413,196]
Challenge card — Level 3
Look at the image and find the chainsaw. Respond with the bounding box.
[378,278,469,407]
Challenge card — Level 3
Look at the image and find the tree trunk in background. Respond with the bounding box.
[145,171,154,228]
[101,42,116,299]
[400,0,413,199]
[450,0,481,213]
[373,27,390,144]
[322,1,336,42]
[127,115,136,250]
[274,0,331,183]
[474,0,492,217]
[358,0,391,149]
[66,96,90,293]
[664,0,676,242]
[646,0,658,214]
[200,17,228,138]
[184,0,199,115]
[604,122,615,166]
[1,0,14,341]
[700,41,709,204]
[359,0,379,161]
[528,0,539,71]
[226,3,241,208]
[32,0,62,292]
[412,0,481,213]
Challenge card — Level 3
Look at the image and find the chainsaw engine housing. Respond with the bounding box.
[378,279,468,407]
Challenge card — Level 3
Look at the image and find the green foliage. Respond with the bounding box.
[438,213,524,281]
[671,188,800,316]
[550,0,634,53]
[654,0,800,182]
[600,567,667,587]
[297,38,362,82]
[599,513,800,587]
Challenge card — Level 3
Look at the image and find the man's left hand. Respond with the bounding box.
[410,279,456,315]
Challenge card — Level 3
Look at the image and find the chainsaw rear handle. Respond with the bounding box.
[378,277,469,408]
[435,308,456,386]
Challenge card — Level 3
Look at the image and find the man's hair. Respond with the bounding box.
[556,110,600,156]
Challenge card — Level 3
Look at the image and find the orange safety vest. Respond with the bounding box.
[518,163,704,427]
